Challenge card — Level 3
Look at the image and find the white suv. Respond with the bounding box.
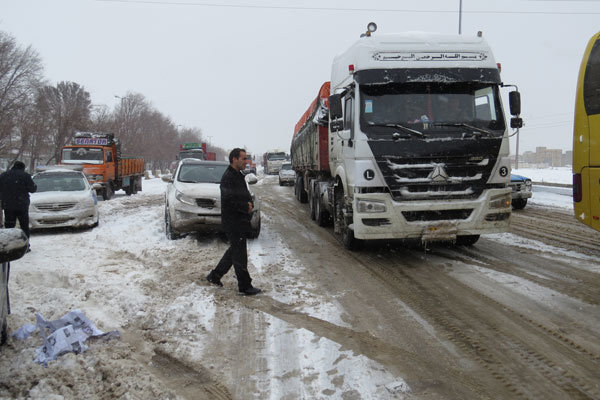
[163,159,261,239]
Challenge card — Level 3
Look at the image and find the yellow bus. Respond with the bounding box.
[573,31,600,232]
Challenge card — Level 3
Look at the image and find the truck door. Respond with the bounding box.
[105,150,116,181]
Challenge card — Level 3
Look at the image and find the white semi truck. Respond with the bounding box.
[291,25,523,249]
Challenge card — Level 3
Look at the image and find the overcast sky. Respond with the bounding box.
[2,0,599,157]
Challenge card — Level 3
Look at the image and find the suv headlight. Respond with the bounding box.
[175,190,196,206]
[357,199,386,213]
[490,194,511,209]
[525,180,532,191]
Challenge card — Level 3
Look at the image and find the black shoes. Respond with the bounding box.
[206,273,223,287]
[240,286,261,296]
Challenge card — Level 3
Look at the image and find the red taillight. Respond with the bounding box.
[573,173,582,202]
[497,62,502,72]
[348,64,355,74]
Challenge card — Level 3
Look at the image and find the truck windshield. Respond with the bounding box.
[359,82,506,138]
[61,147,104,164]
[267,153,286,160]
[179,151,204,160]
[177,164,228,183]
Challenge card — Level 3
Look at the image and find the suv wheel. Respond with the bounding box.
[165,207,180,240]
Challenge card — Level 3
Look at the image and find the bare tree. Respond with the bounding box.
[0,31,44,155]
[36,81,91,163]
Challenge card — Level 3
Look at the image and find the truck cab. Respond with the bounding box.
[326,31,521,247]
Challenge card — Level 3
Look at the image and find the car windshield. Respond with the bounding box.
[360,82,506,138]
[34,172,88,192]
[177,164,228,183]
[281,164,292,170]
[61,147,104,164]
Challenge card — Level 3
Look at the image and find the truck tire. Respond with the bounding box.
[309,189,316,220]
[297,177,308,204]
[456,235,480,246]
[512,198,527,210]
[125,180,134,196]
[165,207,180,240]
[103,184,113,200]
[315,192,330,227]
[135,177,142,193]
[334,185,359,250]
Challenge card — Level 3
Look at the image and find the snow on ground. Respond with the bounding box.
[2,175,407,399]
[512,166,571,185]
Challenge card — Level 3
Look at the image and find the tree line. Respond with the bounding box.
[0,30,228,171]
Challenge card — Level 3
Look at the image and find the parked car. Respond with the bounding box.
[163,159,261,239]
[1,228,28,345]
[509,174,533,210]
[29,167,101,230]
[278,163,295,186]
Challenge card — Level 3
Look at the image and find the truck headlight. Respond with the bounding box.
[87,174,104,182]
[175,190,196,206]
[357,199,386,213]
[490,194,511,209]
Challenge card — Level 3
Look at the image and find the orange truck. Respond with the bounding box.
[60,132,145,200]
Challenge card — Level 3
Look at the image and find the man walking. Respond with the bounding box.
[0,161,37,242]
[206,148,261,295]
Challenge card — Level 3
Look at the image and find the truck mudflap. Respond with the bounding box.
[351,188,511,241]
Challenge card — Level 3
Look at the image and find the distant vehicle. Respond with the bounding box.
[60,132,144,200]
[573,31,600,232]
[162,159,261,239]
[1,228,28,345]
[278,163,295,186]
[509,174,532,210]
[243,153,257,175]
[29,167,100,230]
[179,142,205,160]
[263,150,287,175]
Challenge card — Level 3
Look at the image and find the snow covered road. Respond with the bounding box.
[1,174,599,399]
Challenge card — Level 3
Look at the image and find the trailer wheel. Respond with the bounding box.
[315,190,330,227]
[334,185,359,250]
[309,188,316,220]
[298,177,308,203]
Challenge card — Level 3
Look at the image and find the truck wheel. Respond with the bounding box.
[456,235,480,246]
[334,186,359,250]
[315,192,330,227]
[309,189,316,220]
[165,207,180,240]
[512,198,527,210]
[125,181,133,196]
[103,184,113,200]
[297,177,308,203]
[135,177,142,193]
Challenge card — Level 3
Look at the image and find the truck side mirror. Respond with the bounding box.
[509,91,521,116]
[510,117,523,129]
[329,94,343,119]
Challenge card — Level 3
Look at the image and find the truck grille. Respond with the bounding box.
[195,198,216,209]
[402,209,473,222]
[368,138,502,202]
[35,203,77,212]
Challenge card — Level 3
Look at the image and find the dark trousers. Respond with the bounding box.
[212,231,252,291]
[4,209,30,238]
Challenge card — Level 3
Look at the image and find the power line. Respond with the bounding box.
[95,0,600,15]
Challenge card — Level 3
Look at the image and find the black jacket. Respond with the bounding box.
[0,167,37,210]
[220,166,253,233]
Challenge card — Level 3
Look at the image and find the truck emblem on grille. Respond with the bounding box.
[428,165,449,183]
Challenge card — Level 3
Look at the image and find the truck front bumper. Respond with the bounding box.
[351,188,511,241]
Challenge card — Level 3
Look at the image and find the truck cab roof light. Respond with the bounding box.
[349,64,355,74]
[497,63,502,72]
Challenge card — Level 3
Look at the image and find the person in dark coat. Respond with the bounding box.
[206,148,261,295]
[0,161,37,240]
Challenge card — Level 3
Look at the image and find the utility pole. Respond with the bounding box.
[458,0,463,34]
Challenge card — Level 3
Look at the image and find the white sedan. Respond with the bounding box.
[29,168,100,230]
[163,159,261,239]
